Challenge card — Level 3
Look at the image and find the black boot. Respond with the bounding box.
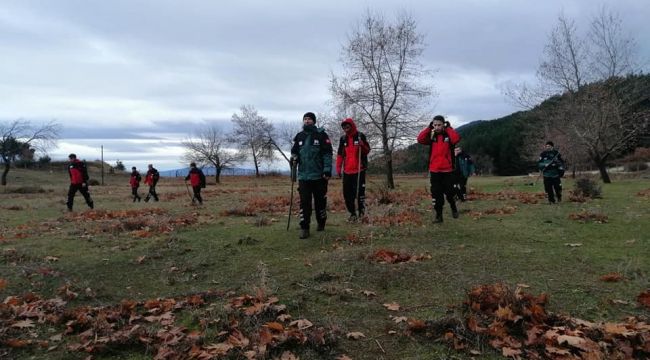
[317,223,325,231]
[299,228,310,239]
[434,212,443,223]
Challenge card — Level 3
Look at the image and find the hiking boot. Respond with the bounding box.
[433,213,443,223]
[144,197,150,203]
[347,214,358,223]
[316,223,325,231]
[557,195,562,203]
[88,202,94,209]
[452,210,459,219]
[299,229,310,239]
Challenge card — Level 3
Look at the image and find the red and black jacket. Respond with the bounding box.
[185,167,206,188]
[129,170,141,188]
[417,126,461,172]
[335,118,371,176]
[144,168,159,186]
[68,159,89,185]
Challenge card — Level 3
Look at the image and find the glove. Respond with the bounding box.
[322,172,331,179]
[428,121,434,129]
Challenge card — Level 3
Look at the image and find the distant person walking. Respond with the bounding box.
[66,153,94,211]
[291,112,333,239]
[538,141,565,204]
[452,146,475,202]
[144,164,160,202]
[417,115,461,223]
[336,117,370,222]
[185,162,206,204]
[129,166,142,202]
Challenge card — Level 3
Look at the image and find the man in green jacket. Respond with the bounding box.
[453,146,475,202]
[290,112,333,239]
[537,141,565,204]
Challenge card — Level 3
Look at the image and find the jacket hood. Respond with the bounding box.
[341,118,358,135]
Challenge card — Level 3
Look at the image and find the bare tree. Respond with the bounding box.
[231,105,275,177]
[1,120,60,185]
[182,126,244,183]
[331,11,434,189]
[508,9,648,183]
[261,121,299,165]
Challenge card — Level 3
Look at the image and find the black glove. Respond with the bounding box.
[322,172,331,178]
[429,121,434,129]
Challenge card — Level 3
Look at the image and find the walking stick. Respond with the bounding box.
[184,181,195,204]
[287,159,297,231]
[355,143,362,217]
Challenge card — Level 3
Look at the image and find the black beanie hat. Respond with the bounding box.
[546,141,554,147]
[303,112,316,122]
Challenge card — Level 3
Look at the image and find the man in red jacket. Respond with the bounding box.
[129,166,142,202]
[66,153,94,211]
[417,115,461,223]
[184,162,206,204]
[144,164,160,202]
[336,118,371,222]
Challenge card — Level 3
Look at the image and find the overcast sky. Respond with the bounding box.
[1,0,648,170]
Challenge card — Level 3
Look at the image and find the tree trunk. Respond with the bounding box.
[215,167,221,184]
[597,161,611,183]
[1,162,10,186]
[381,135,394,189]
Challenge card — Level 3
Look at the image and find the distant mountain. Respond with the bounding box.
[159,166,292,177]
[159,166,260,177]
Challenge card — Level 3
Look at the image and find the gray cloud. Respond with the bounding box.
[2,0,649,170]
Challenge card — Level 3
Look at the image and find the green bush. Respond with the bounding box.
[573,177,602,198]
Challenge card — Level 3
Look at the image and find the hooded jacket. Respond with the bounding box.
[144,167,159,186]
[68,159,89,185]
[129,170,141,188]
[291,124,333,181]
[417,126,461,172]
[336,118,370,175]
[186,167,206,188]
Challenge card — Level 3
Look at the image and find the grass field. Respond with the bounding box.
[1,167,649,359]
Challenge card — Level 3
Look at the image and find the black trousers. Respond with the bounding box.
[192,186,203,203]
[67,184,93,210]
[298,179,328,230]
[131,186,141,201]
[429,172,457,215]
[145,185,159,201]
[543,177,562,203]
[342,171,366,216]
[454,175,468,200]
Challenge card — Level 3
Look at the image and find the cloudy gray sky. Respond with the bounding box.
[1,0,648,170]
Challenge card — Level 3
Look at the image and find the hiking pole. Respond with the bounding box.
[184,181,195,204]
[355,144,362,218]
[287,157,297,231]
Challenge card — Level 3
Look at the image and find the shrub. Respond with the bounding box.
[573,178,602,199]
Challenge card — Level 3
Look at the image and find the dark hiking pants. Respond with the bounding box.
[67,184,93,210]
[342,170,366,216]
[543,176,562,203]
[298,179,328,230]
[429,172,457,216]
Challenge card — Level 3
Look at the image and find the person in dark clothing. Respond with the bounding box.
[66,153,94,211]
[290,112,333,239]
[336,118,371,222]
[452,146,475,202]
[129,166,142,202]
[144,164,160,202]
[185,162,206,204]
[538,141,565,204]
[417,115,461,223]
